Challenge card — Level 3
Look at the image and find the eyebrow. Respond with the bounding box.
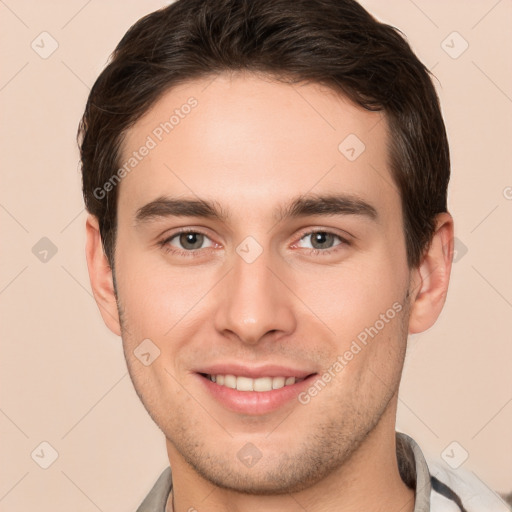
[134,193,378,226]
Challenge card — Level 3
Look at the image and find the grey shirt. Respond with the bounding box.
[135,432,466,512]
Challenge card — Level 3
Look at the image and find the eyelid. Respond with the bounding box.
[160,226,216,243]
[159,226,352,256]
[292,227,353,246]
[158,227,219,256]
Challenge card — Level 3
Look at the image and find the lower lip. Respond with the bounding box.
[197,374,316,415]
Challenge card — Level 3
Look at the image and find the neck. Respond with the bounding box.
[165,401,415,512]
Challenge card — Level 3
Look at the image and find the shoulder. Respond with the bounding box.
[136,466,173,512]
[396,432,510,512]
[425,458,510,512]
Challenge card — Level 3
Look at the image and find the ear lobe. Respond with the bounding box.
[85,214,122,336]
[408,212,454,335]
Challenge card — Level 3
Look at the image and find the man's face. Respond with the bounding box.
[114,72,414,493]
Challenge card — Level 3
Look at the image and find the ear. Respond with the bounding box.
[85,214,122,336]
[408,212,454,334]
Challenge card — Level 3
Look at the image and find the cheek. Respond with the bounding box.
[295,247,408,342]
[115,245,213,337]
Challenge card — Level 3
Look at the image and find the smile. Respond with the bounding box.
[196,369,317,415]
[205,374,305,392]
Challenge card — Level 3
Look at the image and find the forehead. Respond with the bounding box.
[118,72,399,225]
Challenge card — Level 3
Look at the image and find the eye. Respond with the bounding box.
[159,229,215,256]
[158,228,350,258]
[295,230,349,255]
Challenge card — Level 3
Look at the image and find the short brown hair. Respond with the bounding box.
[78,0,450,269]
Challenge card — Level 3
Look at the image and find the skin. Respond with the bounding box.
[86,71,454,512]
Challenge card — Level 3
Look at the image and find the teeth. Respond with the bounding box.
[254,377,273,391]
[224,375,237,389]
[272,376,285,389]
[236,376,253,391]
[208,374,298,392]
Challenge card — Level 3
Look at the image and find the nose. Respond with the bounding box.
[213,243,297,346]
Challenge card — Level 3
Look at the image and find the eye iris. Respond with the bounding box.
[311,232,334,249]
[180,232,203,250]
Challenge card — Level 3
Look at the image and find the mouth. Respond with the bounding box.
[200,373,307,392]
[195,367,317,415]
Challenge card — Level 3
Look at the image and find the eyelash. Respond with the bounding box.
[158,228,215,258]
[158,228,351,258]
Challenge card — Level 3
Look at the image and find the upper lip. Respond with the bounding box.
[194,364,316,379]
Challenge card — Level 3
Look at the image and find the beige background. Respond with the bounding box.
[1,0,511,510]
